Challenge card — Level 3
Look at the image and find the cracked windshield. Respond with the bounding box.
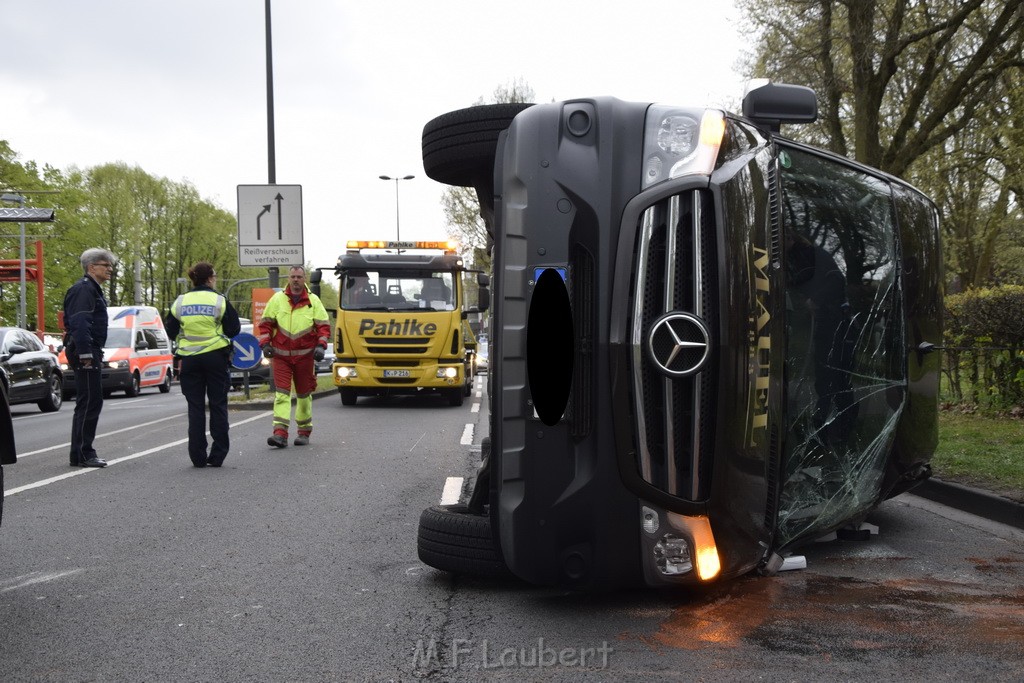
[777,146,904,549]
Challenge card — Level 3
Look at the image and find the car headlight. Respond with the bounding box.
[643,106,725,188]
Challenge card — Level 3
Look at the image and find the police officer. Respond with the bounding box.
[64,248,117,468]
[258,266,330,447]
[166,262,241,467]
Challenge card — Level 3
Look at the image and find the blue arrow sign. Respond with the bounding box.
[231,332,263,370]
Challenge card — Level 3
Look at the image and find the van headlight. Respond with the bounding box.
[107,360,128,369]
[643,106,725,187]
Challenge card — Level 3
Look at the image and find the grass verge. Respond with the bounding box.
[935,411,1024,502]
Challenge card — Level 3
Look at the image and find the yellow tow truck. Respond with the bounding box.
[323,240,488,406]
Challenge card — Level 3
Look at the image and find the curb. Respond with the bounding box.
[229,388,338,411]
[909,478,1024,531]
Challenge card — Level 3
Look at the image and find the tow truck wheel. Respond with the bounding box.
[418,504,514,580]
[339,388,357,406]
[125,371,141,397]
[448,387,464,407]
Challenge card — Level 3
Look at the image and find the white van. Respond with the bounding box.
[60,306,174,397]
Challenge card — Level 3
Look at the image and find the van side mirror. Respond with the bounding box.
[742,81,817,132]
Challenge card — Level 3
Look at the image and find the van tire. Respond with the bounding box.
[339,388,357,406]
[158,372,171,393]
[125,372,141,397]
[38,373,63,412]
[421,103,534,188]
[418,504,514,580]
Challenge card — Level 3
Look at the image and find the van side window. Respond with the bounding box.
[776,144,905,547]
[143,329,168,350]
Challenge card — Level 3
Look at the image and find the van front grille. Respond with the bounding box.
[630,190,717,501]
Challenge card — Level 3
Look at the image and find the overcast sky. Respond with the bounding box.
[1,0,750,271]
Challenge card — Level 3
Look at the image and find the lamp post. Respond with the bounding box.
[0,192,26,328]
[379,175,415,242]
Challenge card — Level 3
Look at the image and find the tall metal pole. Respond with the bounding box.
[265,0,279,288]
[379,175,415,243]
[393,179,401,242]
[16,194,25,328]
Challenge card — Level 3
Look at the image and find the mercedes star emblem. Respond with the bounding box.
[647,312,711,377]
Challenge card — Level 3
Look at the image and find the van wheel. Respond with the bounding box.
[37,373,63,412]
[448,388,464,407]
[339,388,357,406]
[125,372,141,397]
[418,504,514,580]
[421,103,534,188]
[158,372,171,393]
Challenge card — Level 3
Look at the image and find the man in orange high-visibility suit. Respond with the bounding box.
[258,266,331,447]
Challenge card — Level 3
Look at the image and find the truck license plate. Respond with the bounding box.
[383,369,410,378]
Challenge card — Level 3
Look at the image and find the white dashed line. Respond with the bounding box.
[460,423,474,445]
[440,476,463,505]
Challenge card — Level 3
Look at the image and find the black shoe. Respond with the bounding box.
[70,459,80,467]
[267,435,287,448]
[80,457,107,468]
[207,459,223,468]
[193,462,206,468]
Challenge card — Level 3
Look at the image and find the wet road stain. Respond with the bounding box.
[650,572,1024,659]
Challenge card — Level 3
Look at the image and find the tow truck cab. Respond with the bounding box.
[326,240,490,407]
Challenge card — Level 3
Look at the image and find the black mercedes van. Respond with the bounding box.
[417,82,943,589]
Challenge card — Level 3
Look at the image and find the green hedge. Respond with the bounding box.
[944,285,1024,409]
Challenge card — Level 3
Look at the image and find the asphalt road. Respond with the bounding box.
[1,377,1022,682]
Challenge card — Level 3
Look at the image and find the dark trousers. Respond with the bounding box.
[179,350,231,467]
[70,367,104,464]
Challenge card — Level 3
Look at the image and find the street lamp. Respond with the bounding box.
[379,174,415,242]
[0,192,26,328]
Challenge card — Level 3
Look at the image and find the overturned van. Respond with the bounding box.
[417,83,943,588]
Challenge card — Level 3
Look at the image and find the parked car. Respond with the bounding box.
[315,343,335,375]
[475,340,488,374]
[0,327,63,412]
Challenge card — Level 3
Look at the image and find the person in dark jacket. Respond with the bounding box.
[165,262,241,467]
[63,248,116,467]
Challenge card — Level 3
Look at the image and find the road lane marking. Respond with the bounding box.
[440,476,463,505]
[471,403,480,413]
[4,412,272,496]
[15,413,186,459]
[459,423,473,445]
[0,569,85,593]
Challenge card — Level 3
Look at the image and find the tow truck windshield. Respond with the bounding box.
[340,270,456,312]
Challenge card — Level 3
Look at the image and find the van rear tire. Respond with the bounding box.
[158,372,171,393]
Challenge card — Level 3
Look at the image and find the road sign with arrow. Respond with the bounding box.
[236,184,304,267]
[231,332,263,370]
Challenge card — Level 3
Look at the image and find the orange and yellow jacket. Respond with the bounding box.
[257,285,330,357]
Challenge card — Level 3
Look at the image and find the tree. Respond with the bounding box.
[442,78,536,272]
[739,0,1024,288]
